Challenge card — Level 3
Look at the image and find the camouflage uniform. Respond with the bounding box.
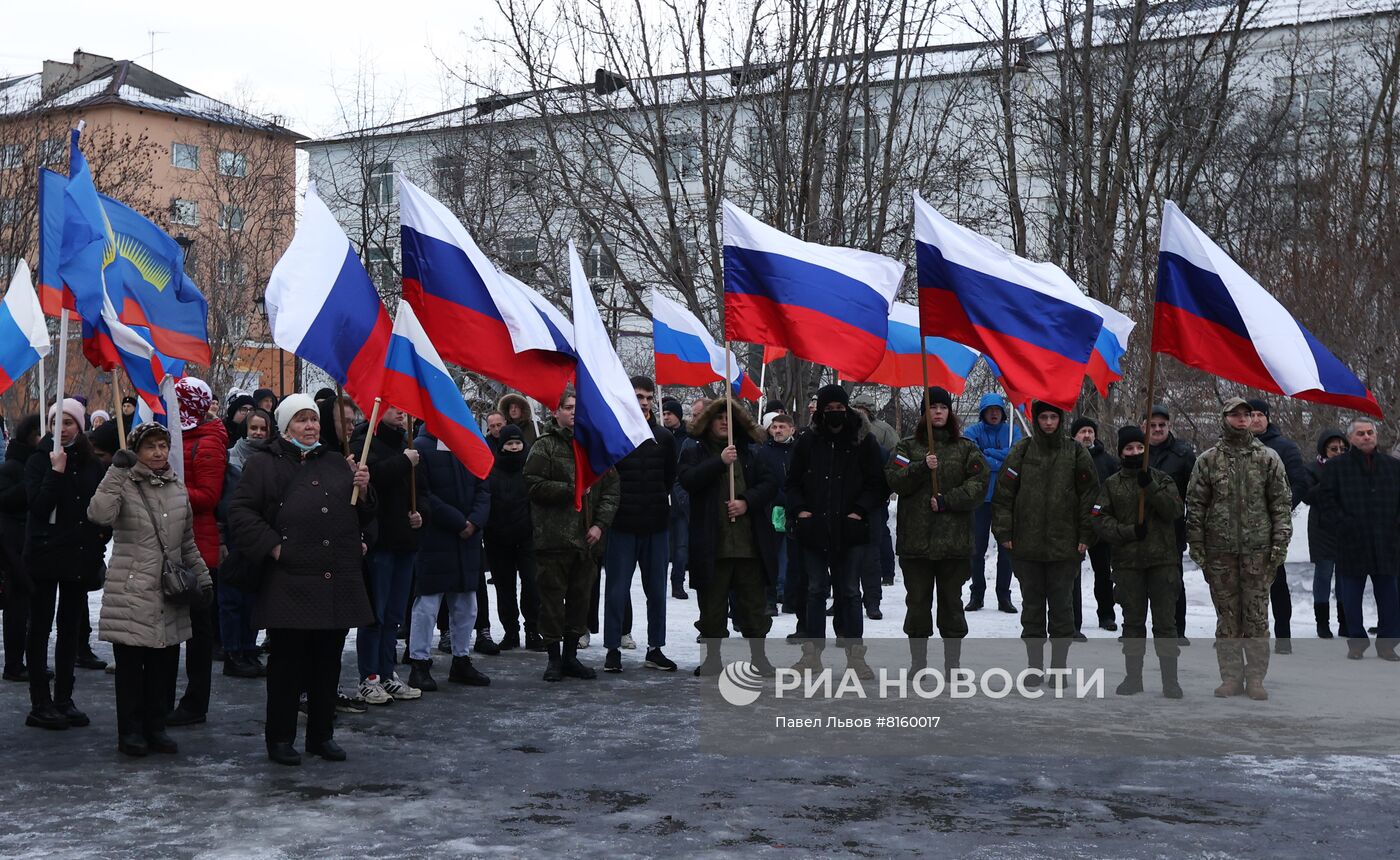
[1186,404,1292,685]
[1092,466,1184,658]
[884,426,988,640]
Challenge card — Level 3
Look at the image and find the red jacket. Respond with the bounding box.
[182,419,228,567]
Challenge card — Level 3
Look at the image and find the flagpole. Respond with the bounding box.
[48,309,69,525]
[892,386,901,436]
[112,367,127,450]
[335,383,351,456]
[758,358,767,405]
[404,409,417,515]
[36,350,45,429]
[350,397,382,506]
[919,334,939,497]
[723,342,736,521]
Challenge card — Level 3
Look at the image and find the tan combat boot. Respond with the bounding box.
[1213,679,1244,698]
[1244,679,1268,701]
[846,644,875,680]
[792,642,823,673]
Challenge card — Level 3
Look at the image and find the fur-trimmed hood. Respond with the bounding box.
[692,398,764,444]
[497,393,532,421]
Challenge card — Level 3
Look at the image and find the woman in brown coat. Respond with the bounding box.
[228,394,374,766]
[88,423,212,757]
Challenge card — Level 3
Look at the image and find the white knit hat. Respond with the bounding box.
[47,397,86,429]
[274,393,320,435]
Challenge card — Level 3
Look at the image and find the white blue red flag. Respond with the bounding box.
[722,200,900,380]
[1085,297,1136,398]
[915,194,1103,410]
[853,301,981,393]
[264,183,391,409]
[651,290,762,401]
[1154,201,1381,416]
[0,262,50,395]
[569,242,654,510]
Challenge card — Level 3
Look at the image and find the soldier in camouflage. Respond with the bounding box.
[885,387,988,677]
[1186,397,1292,701]
[1091,426,1185,698]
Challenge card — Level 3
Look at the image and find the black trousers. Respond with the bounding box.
[113,643,179,738]
[486,539,539,637]
[0,534,29,674]
[476,574,491,633]
[174,593,213,716]
[265,627,345,746]
[27,578,84,707]
[1269,565,1292,639]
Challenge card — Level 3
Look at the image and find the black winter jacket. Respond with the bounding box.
[23,436,108,582]
[784,412,887,553]
[1256,423,1308,510]
[413,429,490,594]
[1302,429,1347,563]
[679,433,778,590]
[1150,432,1197,553]
[485,445,533,548]
[1087,440,1118,485]
[1316,448,1400,579]
[611,421,675,534]
[350,420,430,552]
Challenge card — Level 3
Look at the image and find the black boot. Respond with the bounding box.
[25,702,70,731]
[543,642,564,682]
[118,734,149,757]
[1336,599,1347,638]
[266,741,302,766]
[145,730,179,754]
[909,637,928,673]
[408,659,438,692]
[449,655,490,686]
[474,630,501,656]
[1048,639,1071,691]
[561,638,595,680]
[694,640,723,677]
[1023,640,1045,689]
[943,639,962,679]
[54,700,90,727]
[1115,655,1144,695]
[1159,655,1183,699]
[525,632,546,652]
[1315,604,1333,639]
[306,738,347,761]
[498,631,521,651]
[748,638,776,676]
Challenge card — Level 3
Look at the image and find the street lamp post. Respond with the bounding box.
[253,293,285,395]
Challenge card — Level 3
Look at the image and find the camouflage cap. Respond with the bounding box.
[1221,396,1251,416]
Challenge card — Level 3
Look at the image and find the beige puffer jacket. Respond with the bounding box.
[88,461,212,648]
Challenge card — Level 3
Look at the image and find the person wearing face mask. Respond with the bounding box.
[22,398,109,730]
[228,393,374,765]
[1070,416,1118,637]
[991,400,1098,688]
[1091,427,1184,698]
[485,424,541,652]
[1186,398,1292,700]
[88,423,213,756]
[786,384,887,679]
[218,408,274,679]
[1301,428,1348,639]
[885,387,988,677]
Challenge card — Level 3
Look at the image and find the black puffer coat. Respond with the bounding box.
[350,419,429,552]
[1302,429,1346,563]
[412,428,489,594]
[227,437,376,630]
[784,411,886,552]
[610,420,675,534]
[23,436,108,582]
[485,445,532,548]
[1149,432,1197,553]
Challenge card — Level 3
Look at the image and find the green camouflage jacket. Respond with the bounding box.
[1185,423,1292,560]
[885,428,988,561]
[523,420,620,555]
[991,426,1098,561]
[1091,467,1183,569]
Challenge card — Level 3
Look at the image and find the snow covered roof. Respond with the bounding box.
[0,54,301,138]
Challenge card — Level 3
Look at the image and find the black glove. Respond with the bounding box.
[112,449,137,469]
[198,586,215,609]
[1136,468,1151,488]
[934,494,948,512]
[1133,523,1148,541]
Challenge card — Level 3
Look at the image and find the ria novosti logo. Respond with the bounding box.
[715,661,1105,705]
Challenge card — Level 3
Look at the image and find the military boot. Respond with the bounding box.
[1244,679,1268,701]
[1023,640,1045,689]
[694,640,723,677]
[1115,655,1144,696]
[845,644,875,680]
[1314,604,1334,639]
[748,638,776,677]
[1047,639,1071,691]
[561,638,596,680]
[792,642,823,674]
[942,639,963,680]
[408,659,438,692]
[542,642,564,682]
[1159,656,1183,699]
[909,638,929,673]
[1214,678,1244,697]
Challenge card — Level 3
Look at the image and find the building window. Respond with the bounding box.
[219,205,246,231]
[503,235,538,265]
[368,161,394,204]
[366,246,396,288]
[433,155,465,200]
[38,137,65,167]
[669,133,700,183]
[217,258,247,285]
[172,142,199,171]
[583,233,617,280]
[217,150,247,178]
[171,199,199,226]
[0,144,22,170]
[848,115,877,163]
[506,147,538,192]
[0,197,20,226]
[1273,74,1333,124]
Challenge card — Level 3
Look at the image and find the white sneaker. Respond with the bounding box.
[578,632,591,649]
[383,673,422,700]
[620,634,637,650]
[359,676,393,706]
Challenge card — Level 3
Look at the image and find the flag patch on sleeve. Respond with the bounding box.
[893,453,911,468]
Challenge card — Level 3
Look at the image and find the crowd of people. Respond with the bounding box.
[0,376,1394,763]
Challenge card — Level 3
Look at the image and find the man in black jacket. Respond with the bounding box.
[755,414,798,620]
[1147,405,1196,643]
[1071,417,1118,636]
[662,398,691,600]
[786,385,886,677]
[602,377,677,674]
[1248,398,1308,653]
[0,415,39,681]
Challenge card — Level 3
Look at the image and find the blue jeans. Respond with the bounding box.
[668,507,689,590]
[1337,573,1400,651]
[217,581,258,654]
[603,529,669,650]
[970,502,1014,605]
[1312,560,1337,604]
[804,545,867,647]
[357,549,417,681]
[408,592,477,659]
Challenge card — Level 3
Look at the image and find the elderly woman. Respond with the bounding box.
[228,394,373,766]
[88,423,212,757]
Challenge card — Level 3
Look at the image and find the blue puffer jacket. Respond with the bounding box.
[963,393,1023,502]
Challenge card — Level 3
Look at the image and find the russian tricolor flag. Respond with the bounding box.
[0,262,50,395]
[382,302,494,479]
[1085,297,1136,397]
[398,177,575,407]
[651,290,762,401]
[264,184,391,410]
[722,200,901,380]
[83,292,173,415]
[569,242,654,510]
[914,194,1103,410]
[1154,201,1381,417]
[853,301,981,393]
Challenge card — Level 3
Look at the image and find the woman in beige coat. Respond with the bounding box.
[88,423,211,757]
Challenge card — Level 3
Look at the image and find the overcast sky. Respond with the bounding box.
[1,0,511,138]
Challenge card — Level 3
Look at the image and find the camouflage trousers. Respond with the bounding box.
[1202,553,1273,683]
[1113,564,1182,658]
[900,558,969,640]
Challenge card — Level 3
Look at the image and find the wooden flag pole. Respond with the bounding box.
[112,368,127,450]
[918,334,939,496]
[350,397,382,505]
[403,410,417,515]
[723,342,736,521]
[335,383,351,456]
[36,350,45,432]
[893,386,902,436]
[1138,334,1160,524]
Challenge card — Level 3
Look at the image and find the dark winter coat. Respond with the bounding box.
[678,403,778,590]
[23,436,108,582]
[1255,423,1308,510]
[350,420,429,552]
[1316,447,1400,578]
[523,420,619,555]
[182,419,228,568]
[784,410,887,553]
[227,437,376,630]
[669,427,692,519]
[413,428,490,594]
[0,435,36,530]
[610,420,675,534]
[991,419,1098,562]
[753,436,797,576]
[485,445,532,548]
[1150,432,1197,553]
[1302,428,1347,563]
[1091,467,1184,569]
[1087,440,1118,485]
[885,426,988,561]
